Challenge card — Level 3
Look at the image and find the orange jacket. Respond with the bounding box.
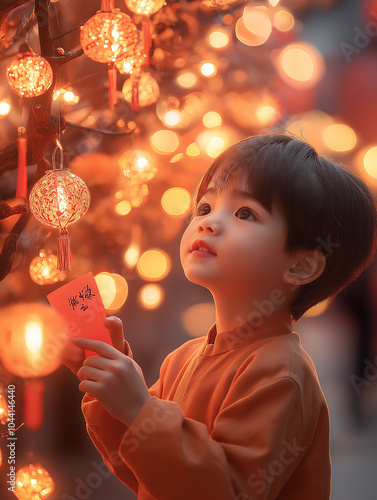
[82,310,331,500]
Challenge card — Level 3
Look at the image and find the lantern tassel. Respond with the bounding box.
[142,19,151,67]
[23,379,45,431]
[131,76,140,111]
[16,127,27,198]
[57,228,72,271]
[108,65,117,110]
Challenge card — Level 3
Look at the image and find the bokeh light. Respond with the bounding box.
[94,272,116,309]
[161,188,191,216]
[176,71,197,88]
[115,200,132,215]
[137,249,171,281]
[236,16,270,47]
[209,29,229,48]
[138,284,165,309]
[274,9,294,31]
[322,123,357,152]
[363,146,377,179]
[150,130,179,154]
[243,5,272,39]
[203,111,222,128]
[181,303,216,337]
[276,42,325,88]
[0,99,11,116]
[200,62,217,77]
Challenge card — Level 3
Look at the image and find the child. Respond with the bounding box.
[66,134,376,500]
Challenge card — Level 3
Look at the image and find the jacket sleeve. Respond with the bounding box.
[81,348,171,494]
[116,376,305,500]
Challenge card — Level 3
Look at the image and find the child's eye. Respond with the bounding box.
[235,207,256,220]
[195,202,211,216]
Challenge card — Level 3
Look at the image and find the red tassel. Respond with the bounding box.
[16,127,27,198]
[142,19,151,67]
[108,65,117,110]
[57,228,72,271]
[131,76,140,111]
[23,379,45,430]
[101,0,112,10]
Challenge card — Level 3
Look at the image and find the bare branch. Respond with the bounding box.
[66,122,134,136]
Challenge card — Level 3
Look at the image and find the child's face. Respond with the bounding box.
[180,175,295,301]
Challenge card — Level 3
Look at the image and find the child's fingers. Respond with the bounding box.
[104,316,126,354]
[62,337,85,374]
[73,337,120,359]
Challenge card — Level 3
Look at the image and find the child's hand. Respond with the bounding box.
[62,337,85,375]
[74,337,151,426]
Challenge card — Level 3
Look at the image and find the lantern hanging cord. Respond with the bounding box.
[52,140,64,170]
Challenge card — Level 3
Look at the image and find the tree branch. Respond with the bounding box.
[66,122,134,136]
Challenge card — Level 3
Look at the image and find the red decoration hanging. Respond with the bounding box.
[16,126,27,198]
[122,72,160,109]
[80,8,138,109]
[6,52,53,98]
[29,169,91,271]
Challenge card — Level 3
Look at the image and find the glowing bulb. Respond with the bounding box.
[115,200,132,215]
[137,249,171,281]
[63,90,79,104]
[200,62,217,77]
[176,71,197,88]
[138,284,164,309]
[161,188,191,216]
[364,146,377,179]
[124,244,140,268]
[209,30,229,48]
[203,111,222,128]
[0,100,11,116]
[25,321,43,354]
[322,123,356,152]
[164,110,180,126]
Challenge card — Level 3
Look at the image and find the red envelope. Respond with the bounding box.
[47,272,112,357]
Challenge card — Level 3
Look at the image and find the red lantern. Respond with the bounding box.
[0,303,67,430]
[80,8,138,109]
[29,169,91,271]
[15,463,55,500]
[124,0,166,66]
[115,45,146,75]
[6,52,53,98]
[122,72,160,110]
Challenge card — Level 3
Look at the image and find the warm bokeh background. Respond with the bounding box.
[1,0,377,498]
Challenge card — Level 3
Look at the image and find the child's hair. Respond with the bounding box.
[193,134,377,320]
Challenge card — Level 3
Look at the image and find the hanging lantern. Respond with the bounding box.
[80,8,138,109]
[6,52,53,98]
[119,147,157,182]
[115,45,146,75]
[0,391,8,425]
[122,72,160,110]
[15,463,55,500]
[29,170,91,271]
[124,0,166,66]
[0,303,67,430]
[29,249,66,285]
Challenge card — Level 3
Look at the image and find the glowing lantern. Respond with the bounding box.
[119,147,157,182]
[29,170,91,271]
[0,303,67,379]
[122,72,160,110]
[15,463,54,500]
[0,391,8,425]
[115,45,146,75]
[29,249,66,285]
[0,303,67,430]
[80,7,138,108]
[124,0,166,66]
[6,52,53,98]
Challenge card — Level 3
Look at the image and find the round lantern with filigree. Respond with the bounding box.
[15,463,55,500]
[6,52,53,98]
[80,8,138,108]
[115,45,146,75]
[122,72,160,110]
[29,170,91,271]
[80,10,138,63]
[29,249,66,285]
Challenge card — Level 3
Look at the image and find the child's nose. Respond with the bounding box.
[197,216,222,235]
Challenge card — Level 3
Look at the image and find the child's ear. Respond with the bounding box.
[283,250,326,286]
